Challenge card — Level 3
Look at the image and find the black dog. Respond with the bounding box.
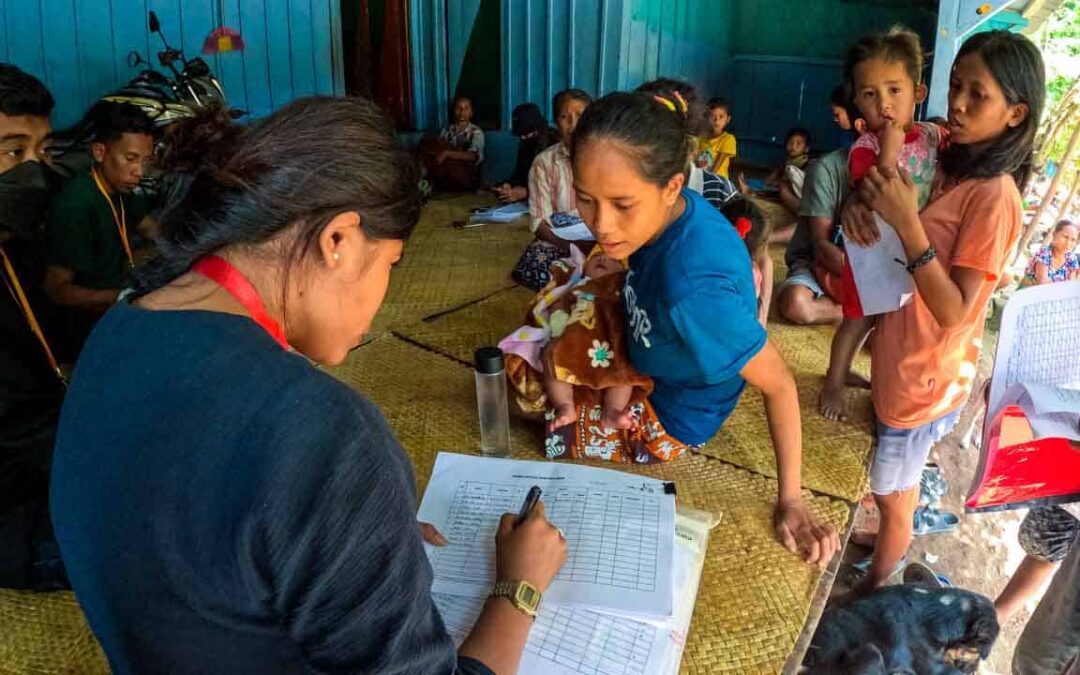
[803,585,999,674]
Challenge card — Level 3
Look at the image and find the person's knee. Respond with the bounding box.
[778,287,814,324]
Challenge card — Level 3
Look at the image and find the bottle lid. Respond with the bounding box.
[474,346,505,374]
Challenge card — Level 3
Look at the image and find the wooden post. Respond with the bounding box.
[1046,172,1080,244]
[1020,119,1080,255]
[1058,173,1079,223]
[1036,85,1080,163]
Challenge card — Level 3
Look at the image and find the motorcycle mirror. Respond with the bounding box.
[126,51,145,69]
[148,11,160,33]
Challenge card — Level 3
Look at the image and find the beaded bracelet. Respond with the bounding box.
[905,245,937,274]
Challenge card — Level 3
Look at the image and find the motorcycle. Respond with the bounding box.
[51,11,233,183]
[103,10,228,126]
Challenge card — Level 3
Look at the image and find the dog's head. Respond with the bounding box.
[804,585,999,675]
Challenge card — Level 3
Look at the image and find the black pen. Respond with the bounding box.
[515,486,542,525]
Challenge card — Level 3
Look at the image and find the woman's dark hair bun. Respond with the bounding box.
[136,96,420,295]
[158,106,243,177]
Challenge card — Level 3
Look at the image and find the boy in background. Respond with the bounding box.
[695,97,736,178]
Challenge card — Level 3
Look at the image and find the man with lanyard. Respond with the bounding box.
[44,101,156,350]
[0,63,68,589]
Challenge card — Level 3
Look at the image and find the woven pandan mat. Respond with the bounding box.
[367,194,534,336]
[328,335,851,674]
[395,285,536,365]
[0,589,108,675]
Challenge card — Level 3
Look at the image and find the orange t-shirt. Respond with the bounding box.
[871,174,1021,429]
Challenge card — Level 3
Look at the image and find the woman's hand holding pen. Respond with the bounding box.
[496,501,567,592]
[419,501,567,593]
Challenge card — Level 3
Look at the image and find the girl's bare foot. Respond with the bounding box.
[600,407,637,431]
[819,379,848,422]
[845,370,871,390]
[548,403,577,432]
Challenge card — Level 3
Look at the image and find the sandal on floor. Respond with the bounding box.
[851,555,906,579]
[919,465,948,509]
[902,561,952,588]
[912,507,959,536]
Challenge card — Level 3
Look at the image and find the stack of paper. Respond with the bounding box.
[469,203,530,224]
[966,281,1080,513]
[841,213,915,316]
[417,453,715,675]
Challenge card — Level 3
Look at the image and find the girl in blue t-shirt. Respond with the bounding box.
[562,88,839,566]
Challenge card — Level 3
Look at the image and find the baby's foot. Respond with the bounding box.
[818,379,848,422]
[548,403,577,432]
[601,407,637,431]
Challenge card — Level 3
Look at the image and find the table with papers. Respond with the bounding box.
[417,453,716,675]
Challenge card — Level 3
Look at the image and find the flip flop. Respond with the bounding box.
[912,507,960,536]
[919,465,948,509]
[851,556,906,578]
[902,561,952,588]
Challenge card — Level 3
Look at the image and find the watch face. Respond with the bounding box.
[516,583,541,608]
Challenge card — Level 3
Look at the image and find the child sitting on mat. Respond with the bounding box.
[499,244,653,437]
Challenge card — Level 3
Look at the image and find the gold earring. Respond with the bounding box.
[332,253,341,262]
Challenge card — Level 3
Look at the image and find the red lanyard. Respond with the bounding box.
[191,255,290,350]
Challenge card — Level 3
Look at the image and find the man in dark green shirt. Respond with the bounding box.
[44,102,155,333]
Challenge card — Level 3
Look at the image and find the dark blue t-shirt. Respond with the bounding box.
[50,301,490,675]
[626,189,767,445]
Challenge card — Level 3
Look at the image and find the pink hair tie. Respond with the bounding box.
[653,95,677,112]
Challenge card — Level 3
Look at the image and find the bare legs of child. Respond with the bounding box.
[545,369,636,433]
[995,556,1059,623]
[544,365,578,432]
[600,385,636,431]
[854,485,919,594]
[819,316,873,421]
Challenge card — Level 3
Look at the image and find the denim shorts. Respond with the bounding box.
[870,409,962,495]
[780,263,826,297]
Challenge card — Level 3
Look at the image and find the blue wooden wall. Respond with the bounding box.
[412,0,735,132]
[0,0,345,128]
[410,0,737,181]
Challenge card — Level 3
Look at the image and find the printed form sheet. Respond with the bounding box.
[988,281,1080,414]
[416,453,677,618]
[433,509,713,675]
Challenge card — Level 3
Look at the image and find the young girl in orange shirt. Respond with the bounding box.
[843,30,1045,592]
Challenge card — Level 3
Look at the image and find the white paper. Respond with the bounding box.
[416,453,676,618]
[998,383,1080,441]
[988,281,1080,415]
[470,203,530,224]
[432,509,715,675]
[551,220,596,241]
[841,213,915,316]
[435,592,667,675]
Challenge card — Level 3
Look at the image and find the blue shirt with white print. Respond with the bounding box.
[625,189,767,445]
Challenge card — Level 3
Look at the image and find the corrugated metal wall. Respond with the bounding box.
[411,0,735,132]
[731,56,848,166]
[0,0,345,127]
[410,0,737,180]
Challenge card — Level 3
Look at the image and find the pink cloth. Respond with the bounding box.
[848,121,946,209]
[498,245,589,372]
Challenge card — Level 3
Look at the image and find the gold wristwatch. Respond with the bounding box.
[490,580,542,617]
